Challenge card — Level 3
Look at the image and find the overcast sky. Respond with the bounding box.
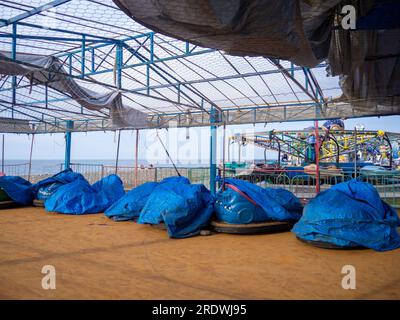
[3,115,400,164]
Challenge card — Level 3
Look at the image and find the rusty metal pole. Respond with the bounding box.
[28,134,34,181]
[115,130,121,175]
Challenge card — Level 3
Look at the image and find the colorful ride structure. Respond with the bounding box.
[229,126,400,168]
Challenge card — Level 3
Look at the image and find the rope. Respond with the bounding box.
[224,183,259,207]
[156,130,181,177]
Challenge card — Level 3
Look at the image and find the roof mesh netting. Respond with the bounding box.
[0,0,399,133]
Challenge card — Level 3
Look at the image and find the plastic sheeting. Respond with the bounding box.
[105,182,158,221]
[107,176,214,238]
[215,187,273,224]
[0,51,148,129]
[34,169,86,201]
[0,170,89,205]
[45,174,125,214]
[216,178,303,222]
[292,180,400,251]
[0,176,33,205]
[138,177,214,238]
[114,0,341,67]
[328,1,400,114]
[115,0,400,116]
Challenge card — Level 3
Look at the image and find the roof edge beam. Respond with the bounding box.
[0,0,72,28]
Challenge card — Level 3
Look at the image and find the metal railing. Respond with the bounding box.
[61,163,211,189]
[221,167,400,207]
[1,163,30,178]
[360,173,400,208]
[22,162,399,208]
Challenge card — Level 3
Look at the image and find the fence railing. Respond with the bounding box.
[222,168,400,207]
[8,162,398,208]
[62,163,211,189]
[360,174,400,208]
[1,163,30,178]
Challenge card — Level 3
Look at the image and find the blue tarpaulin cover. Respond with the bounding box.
[0,176,33,205]
[215,178,303,223]
[292,180,400,251]
[34,169,85,200]
[105,182,158,221]
[107,176,214,238]
[0,170,86,205]
[45,174,125,214]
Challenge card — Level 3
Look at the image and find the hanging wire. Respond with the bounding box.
[156,129,181,177]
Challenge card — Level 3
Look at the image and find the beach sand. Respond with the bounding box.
[0,207,399,299]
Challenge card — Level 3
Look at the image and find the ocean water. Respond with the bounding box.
[0,159,210,175]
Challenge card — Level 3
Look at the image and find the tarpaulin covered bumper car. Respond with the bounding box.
[0,176,34,208]
[292,180,400,251]
[212,178,303,234]
[0,187,20,209]
[45,174,125,214]
[32,169,86,207]
[106,176,215,238]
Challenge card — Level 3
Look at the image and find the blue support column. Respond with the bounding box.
[0,0,72,27]
[81,35,86,78]
[64,120,73,169]
[305,67,309,91]
[11,23,17,119]
[149,33,154,63]
[116,44,122,89]
[146,64,150,95]
[209,106,217,194]
[68,54,72,75]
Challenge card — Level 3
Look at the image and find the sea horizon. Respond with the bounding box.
[0,159,211,175]
[0,158,272,175]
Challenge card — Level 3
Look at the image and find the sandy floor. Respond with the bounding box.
[0,207,399,300]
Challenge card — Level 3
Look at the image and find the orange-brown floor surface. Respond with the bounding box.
[0,207,399,299]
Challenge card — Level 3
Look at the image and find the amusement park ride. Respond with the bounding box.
[229,122,400,169]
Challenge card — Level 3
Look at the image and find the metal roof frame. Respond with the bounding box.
[0,0,387,134]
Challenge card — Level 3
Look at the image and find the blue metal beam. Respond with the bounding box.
[116,44,123,89]
[16,21,118,41]
[0,0,72,27]
[81,35,86,79]
[11,23,17,119]
[0,101,63,129]
[0,34,117,44]
[209,106,217,194]
[64,120,73,169]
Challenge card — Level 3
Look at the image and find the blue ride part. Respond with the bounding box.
[214,187,268,224]
[106,175,213,238]
[292,180,400,251]
[215,178,303,223]
[37,182,63,201]
[0,176,33,205]
[33,169,86,201]
[322,119,345,130]
[306,135,316,144]
[105,182,158,221]
[306,145,316,163]
[45,174,125,214]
